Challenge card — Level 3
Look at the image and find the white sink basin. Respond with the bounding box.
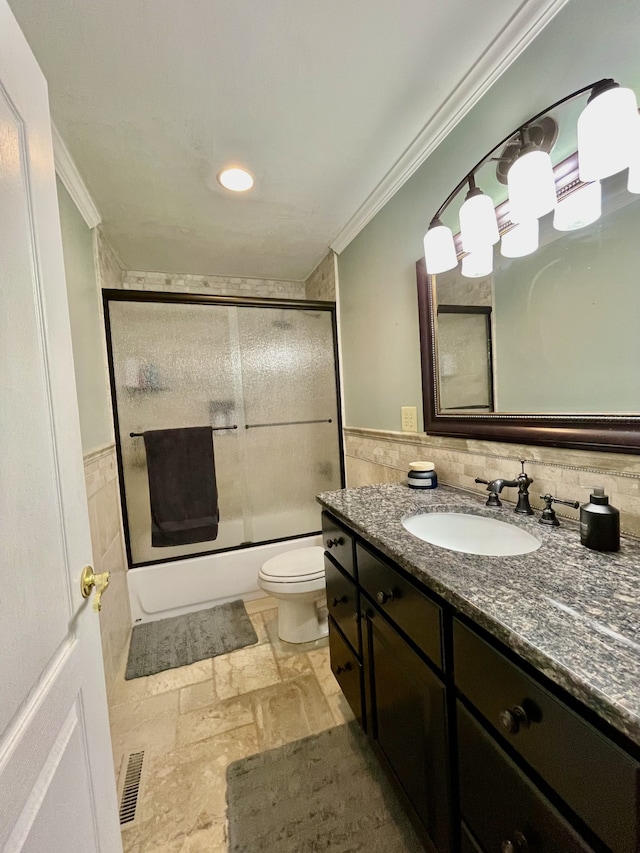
[402,512,541,556]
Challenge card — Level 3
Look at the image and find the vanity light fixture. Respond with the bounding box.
[553,180,602,231]
[459,175,500,252]
[461,244,494,278]
[423,78,639,275]
[577,80,640,182]
[507,128,557,224]
[423,217,458,274]
[500,219,539,258]
[216,166,255,192]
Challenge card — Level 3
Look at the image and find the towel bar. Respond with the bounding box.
[130,425,238,437]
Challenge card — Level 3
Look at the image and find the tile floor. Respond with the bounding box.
[109,597,354,853]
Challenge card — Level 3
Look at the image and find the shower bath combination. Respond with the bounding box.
[104,290,344,624]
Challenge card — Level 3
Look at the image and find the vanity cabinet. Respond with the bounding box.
[321,510,640,853]
[454,619,639,853]
[322,513,366,729]
[363,599,452,853]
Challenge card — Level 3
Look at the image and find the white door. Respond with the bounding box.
[0,3,122,851]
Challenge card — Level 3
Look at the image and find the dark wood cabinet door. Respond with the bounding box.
[366,609,452,853]
[458,702,594,853]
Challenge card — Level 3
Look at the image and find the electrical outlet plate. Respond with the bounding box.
[401,406,418,432]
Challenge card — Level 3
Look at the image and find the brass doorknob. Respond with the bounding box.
[80,565,110,612]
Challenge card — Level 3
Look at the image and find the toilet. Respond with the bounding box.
[257,546,328,643]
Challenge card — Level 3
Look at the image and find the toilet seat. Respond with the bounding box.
[258,546,325,583]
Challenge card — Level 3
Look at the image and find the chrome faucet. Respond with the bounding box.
[475,460,534,515]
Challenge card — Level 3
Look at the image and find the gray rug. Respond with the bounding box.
[125,599,258,680]
[226,723,424,852]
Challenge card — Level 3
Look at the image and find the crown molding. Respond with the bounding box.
[330,0,571,254]
[52,123,101,229]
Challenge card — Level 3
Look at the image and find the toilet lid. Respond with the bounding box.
[260,546,325,581]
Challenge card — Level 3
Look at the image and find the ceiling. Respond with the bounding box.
[10,0,562,280]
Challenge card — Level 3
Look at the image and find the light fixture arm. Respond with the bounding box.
[431,79,609,222]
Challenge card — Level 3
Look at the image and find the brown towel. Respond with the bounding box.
[143,427,219,547]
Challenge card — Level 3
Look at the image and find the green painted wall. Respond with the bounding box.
[57,178,113,452]
[337,0,640,431]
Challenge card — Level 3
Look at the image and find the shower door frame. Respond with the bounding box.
[102,288,346,570]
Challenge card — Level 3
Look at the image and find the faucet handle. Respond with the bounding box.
[475,477,490,485]
[539,494,580,526]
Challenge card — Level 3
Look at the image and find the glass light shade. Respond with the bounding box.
[424,221,458,274]
[461,245,494,278]
[578,86,639,182]
[501,219,539,258]
[459,191,499,252]
[507,149,557,223]
[553,181,601,231]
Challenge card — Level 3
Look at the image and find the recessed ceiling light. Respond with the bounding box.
[216,166,254,192]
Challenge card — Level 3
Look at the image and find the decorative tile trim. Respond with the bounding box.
[343,426,640,536]
[83,441,116,466]
[122,270,306,300]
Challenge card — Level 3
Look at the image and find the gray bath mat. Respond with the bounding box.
[226,723,424,852]
[125,599,258,680]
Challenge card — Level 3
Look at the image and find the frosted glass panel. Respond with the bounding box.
[107,299,342,565]
[238,307,341,539]
[108,301,245,564]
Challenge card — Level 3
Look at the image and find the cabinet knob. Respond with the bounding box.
[331,594,348,607]
[376,589,395,605]
[499,704,530,735]
[501,831,528,852]
[334,662,352,676]
[326,536,344,549]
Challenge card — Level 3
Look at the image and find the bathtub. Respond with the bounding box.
[127,533,322,624]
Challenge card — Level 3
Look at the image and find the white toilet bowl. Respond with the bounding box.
[257,546,328,644]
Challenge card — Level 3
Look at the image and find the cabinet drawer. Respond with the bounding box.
[458,701,593,852]
[328,617,364,728]
[321,511,355,578]
[454,619,639,853]
[325,557,360,656]
[357,543,443,669]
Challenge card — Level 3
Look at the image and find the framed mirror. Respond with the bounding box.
[417,154,640,453]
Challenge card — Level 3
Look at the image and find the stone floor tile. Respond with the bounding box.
[243,595,278,614]
[213,642,281,699]
[176,693,254,748]
[251,672,335,750]
[247,611,269,644]
[263,609,329,659]
[111,659,213,706]
[138,724,258,847]
[109,689,180,771]
[276,650,314,680]
[307,646,341,696]
[178,679,215,715]
[326,689,356,726]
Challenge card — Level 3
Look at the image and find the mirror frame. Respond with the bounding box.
[416,154,640,455]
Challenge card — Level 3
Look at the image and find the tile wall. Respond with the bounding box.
[122,270,306,300]
[84,443,131,700]
[305,251,337,301]
[344,426,640,538]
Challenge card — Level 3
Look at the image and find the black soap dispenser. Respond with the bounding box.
[580,487,620,552]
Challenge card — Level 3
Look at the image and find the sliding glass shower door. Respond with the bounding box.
[106,295,343,567]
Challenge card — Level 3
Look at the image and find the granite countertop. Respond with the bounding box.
[316,482,640,748]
